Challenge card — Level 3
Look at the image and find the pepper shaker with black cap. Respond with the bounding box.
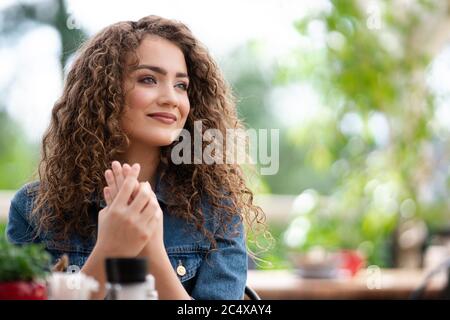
[105,257,158,300]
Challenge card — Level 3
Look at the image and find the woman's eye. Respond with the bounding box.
[176,82,188,91]
[140,76,156,84]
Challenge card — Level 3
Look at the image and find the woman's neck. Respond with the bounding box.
[118,142,161,188]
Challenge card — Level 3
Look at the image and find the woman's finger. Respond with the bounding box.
[129,182,152,213]
[128,180,140,205]
[123,163,131,176]
[112,161,124,191]
[114,163,140,206]
[121,163,140,204]
[141,203,161,230]
[103,186,112,206]
[105,169,118,199]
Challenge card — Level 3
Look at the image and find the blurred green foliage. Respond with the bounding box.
[0,110,39,189]
[0,222,5,238]
[231,0,450,268]
[276,0,450,267]
[0,233,51,282]
[0,0,89,191]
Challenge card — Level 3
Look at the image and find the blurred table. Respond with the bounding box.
[247,268,447,299]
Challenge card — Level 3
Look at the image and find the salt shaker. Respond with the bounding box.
[105,257,158,300]
[145,274,158,300]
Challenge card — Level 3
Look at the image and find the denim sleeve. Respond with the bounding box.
[6,184,38,245]
[190,214,248,300]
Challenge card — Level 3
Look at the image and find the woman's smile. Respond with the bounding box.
[147,112,177,125]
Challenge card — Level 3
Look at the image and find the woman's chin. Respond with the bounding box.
[131,130,181,148]
[158,139,176,147]
[153,130,183,146]
[147,135,177,147]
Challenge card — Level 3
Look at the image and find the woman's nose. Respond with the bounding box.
[157,85,178,107]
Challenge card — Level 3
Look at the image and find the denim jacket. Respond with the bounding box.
[6,176,248,300]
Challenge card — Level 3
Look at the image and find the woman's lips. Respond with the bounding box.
[147,112,177,125]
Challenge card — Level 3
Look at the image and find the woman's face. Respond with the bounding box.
[121,35,190,148]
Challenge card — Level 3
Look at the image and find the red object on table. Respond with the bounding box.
[339,250,365,277]
[0,281,47,300]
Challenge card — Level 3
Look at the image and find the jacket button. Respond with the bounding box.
[177,264,186,277]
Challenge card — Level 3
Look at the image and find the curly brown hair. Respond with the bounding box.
[32,15,270,255]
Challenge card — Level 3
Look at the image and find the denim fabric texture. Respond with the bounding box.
[6,174,248,300]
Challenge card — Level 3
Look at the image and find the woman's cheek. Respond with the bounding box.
[127,88,152,110]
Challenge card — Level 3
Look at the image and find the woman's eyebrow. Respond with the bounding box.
[133,64,188,78]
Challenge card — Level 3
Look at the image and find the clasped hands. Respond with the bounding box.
[95,161,164,258]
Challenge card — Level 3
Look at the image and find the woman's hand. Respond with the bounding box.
[96,163,161,257]
[102,161,165,258]
[104,161,140,204]
[84,162,188,300]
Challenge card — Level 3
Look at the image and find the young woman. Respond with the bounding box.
[6,15,267,300]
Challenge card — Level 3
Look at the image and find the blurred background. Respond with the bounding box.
[1,0,450,296]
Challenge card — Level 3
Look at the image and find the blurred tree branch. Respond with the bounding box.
[0,0,88,71]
